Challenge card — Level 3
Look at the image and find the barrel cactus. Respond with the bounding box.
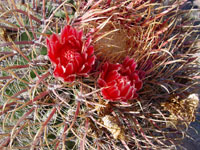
[0,0,199,149]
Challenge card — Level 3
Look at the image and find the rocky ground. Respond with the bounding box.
[178,0,200,150]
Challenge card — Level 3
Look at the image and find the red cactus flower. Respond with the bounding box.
[98,57,142,102]
[46,25,96,82]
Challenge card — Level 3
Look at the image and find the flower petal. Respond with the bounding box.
[125,86,135,100]
[135,80,143,91]
[78,30,83,41]
[64,75,76,82]
[98,78,107,87]
[105,70,120,83]
[87,56,96,66]
[120,83,131,97]
[108,88,120,100]
[102,87,120,100]
[61,26,70,42]
[86,46,94,57]
[65,63,74,75]
[54,64,64,77]
[79,65,92,74]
